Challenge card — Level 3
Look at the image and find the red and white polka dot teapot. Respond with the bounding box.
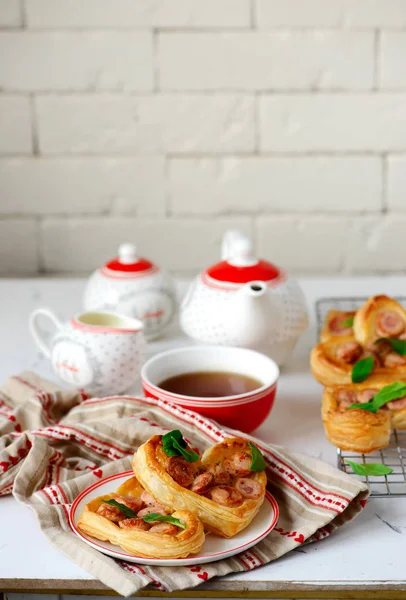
[84,243,176,340]
[180,231,308,366]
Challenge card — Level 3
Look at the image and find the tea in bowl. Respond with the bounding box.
[141,346,279,433]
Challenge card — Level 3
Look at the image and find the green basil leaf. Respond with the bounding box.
[248,441,266,472]
[162,430,199,463]
[370,381,406,410]
[375,337,406,355]
[347,401,377,413]
[172,438,199,463]
[162,430,185,457]
[347,381,406,413]
[142,513,186,529]
[339,316,354,328]
[101,498,137,518]
[345,460,393,476]
[351,356,374,383]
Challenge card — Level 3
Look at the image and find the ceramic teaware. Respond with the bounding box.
[29,308,146,396]
[180,230,308,366]
[141,345,279,433]
[84,243,176,340]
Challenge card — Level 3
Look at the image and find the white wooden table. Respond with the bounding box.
[1,276,406,599]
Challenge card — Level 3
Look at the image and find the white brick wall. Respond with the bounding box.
[0,0,405,276]
[158,32,374,91]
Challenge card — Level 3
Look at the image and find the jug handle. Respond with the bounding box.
[29,308,63,358]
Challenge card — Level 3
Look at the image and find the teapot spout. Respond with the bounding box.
[224,281,278,348]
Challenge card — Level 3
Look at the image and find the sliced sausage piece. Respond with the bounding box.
[335,389,357,409]
[357,389,377,404]
[140,491,156,506]
[149,522,179,535]
[191,471,214,494]
[208,464,232,485]
[234,478,263,499]
[335,341,363,364]
[377,311,405,337]
[329,316,353,336]
[383,353,406,368]
[112,494,144,514]
[166,456,195,488]
[223,452,252,477]
[119,517,150,531]
[137,503,168,517]
[96,503,124,522]
[388,397,406,410]
[207,485,243,507]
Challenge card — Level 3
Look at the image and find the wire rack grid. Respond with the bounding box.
[315,296,406,498]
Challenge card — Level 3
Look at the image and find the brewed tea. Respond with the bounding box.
[158,371,262,398]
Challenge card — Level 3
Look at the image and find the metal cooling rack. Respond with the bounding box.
[315,296,406,498]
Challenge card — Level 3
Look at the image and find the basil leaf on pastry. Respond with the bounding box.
[142,513,186,529]
[339,316,354,328]
[347,381,406,413]
[162,430,199,463]
[351,355,374,383]
[375,337,406,355]
[101,498,138,518]
[248,442,266,472]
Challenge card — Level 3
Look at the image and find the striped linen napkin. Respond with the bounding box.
[0,371,368,596]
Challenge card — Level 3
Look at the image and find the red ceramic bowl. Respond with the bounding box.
[141,346,279,433]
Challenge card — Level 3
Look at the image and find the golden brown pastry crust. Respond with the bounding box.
[353,295,406,348]
[390,407,406,430]
[322,385,391,453]
[311,337,355,386]
[311,337,406,387]
[320,310,356,343]
[77,476,205,558]
[132,436,267,538]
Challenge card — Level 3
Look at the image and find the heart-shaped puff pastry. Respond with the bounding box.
[311,336,406,387]
[320,310,356,343]
[132,436,267,538]
[321,383,392,453]
[353,295,406,349]
[77,475,205,558]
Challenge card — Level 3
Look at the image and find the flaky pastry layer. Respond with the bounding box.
[132,436,267,538]
[353,295,406,348]
[321,385,391,453]
[77,476,205,558]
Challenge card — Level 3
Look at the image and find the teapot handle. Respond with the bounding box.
[29,308,63,358]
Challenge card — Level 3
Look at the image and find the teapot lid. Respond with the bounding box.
[205,231,280,284]
[104,243,155,273]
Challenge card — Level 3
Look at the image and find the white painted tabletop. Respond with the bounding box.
[1,276,406,596]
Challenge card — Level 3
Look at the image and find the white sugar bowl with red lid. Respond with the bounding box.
[180,231,308,366]
[84,243,176,340]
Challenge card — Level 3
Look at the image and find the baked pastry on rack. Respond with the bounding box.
[353,295,406,349]
[132,432,267,538]
[320,310,356,343]
[322,380,406,453]
[322,383,391,453]
[311,334,406,387]
[77,475,205,558]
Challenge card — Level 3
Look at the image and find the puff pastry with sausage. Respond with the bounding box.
[77,475,205,558]
[320,310,356,343]
[353,295,406,349]
[322,384,392,453]
[311,335,406,387]
[132,434,267,538]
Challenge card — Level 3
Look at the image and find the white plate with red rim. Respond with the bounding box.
[69,470,279,567]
